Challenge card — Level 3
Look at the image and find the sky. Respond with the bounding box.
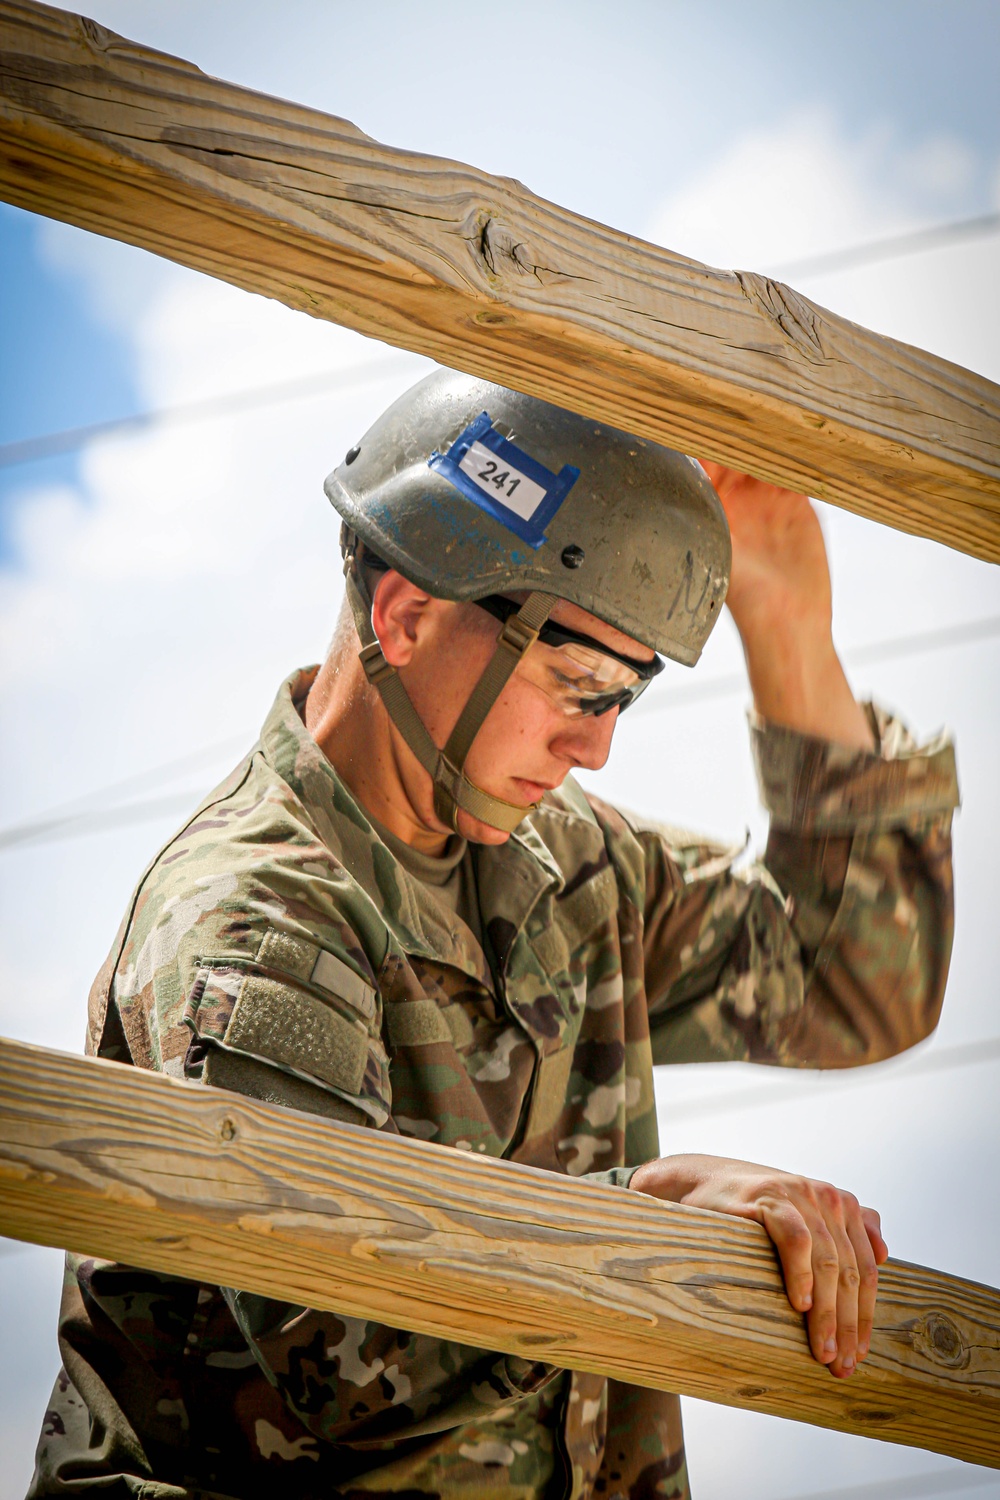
[1,2,999,1496]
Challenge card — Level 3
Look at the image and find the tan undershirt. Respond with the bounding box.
[294,681,488,961]
[367,814,485,950]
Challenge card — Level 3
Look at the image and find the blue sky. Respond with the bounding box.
[0,202,141,557]
[1,3,999,1497]
[0,203,137,441]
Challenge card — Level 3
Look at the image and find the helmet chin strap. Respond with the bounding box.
[342,540,556,834]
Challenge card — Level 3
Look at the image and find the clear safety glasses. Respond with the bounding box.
[474,595,664,719]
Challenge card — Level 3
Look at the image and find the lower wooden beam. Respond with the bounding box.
[0,1034,997,1467]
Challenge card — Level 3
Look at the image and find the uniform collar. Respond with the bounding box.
[260,669,567,980]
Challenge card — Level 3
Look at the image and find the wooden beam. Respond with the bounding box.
[1,2,998,563]
[0,1035,997,1467]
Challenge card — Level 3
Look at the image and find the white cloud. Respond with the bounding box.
[0,256,431,827]
[647,108,985,272]
[135,265,401,407]
[899,133,978,200]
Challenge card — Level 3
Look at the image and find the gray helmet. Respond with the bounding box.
[325,371,730,835]
[326,369,729,665]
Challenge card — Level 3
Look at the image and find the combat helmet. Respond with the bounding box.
[326,369,730,834]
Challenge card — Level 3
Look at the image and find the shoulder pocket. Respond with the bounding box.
[184,945,389,1126]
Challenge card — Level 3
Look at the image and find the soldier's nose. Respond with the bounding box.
[554,709,618,771]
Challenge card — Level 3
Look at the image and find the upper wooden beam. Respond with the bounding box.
[0,1034,998,1467]
[1,1,998,562]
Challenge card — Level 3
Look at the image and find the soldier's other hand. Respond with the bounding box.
[697,461,832,646]
[696,461,875,750]
[629,1153,888,1379]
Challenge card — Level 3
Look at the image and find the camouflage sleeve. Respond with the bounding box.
[638,703,959,1068]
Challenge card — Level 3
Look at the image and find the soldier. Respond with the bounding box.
[30,372,959,1499]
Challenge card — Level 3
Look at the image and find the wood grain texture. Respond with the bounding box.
[0,1035,997,1466]
[1,0,999,562]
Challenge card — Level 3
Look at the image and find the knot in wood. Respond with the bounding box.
[473,309,516,328]
[78,13,203,73]
[735,272,825,365]
[914,1310,969,1369]
[477,218,564,291]
[219,1117,237,1143]
[78,16,123,52]
[517,1332,557,1348]
[847,1406,897,1427]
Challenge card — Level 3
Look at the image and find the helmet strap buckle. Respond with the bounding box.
[497,613,539,656]
[358,639,395,688]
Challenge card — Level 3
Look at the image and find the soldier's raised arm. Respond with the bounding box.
[636,467,958,1070]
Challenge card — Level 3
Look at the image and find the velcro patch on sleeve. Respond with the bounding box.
[442,1004,475,1050]
[225,975,368,1096]
[256,929,316,984]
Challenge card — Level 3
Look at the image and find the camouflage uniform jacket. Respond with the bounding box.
[31,668,959,1500]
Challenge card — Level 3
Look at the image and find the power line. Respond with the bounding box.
[0,788,214,851]
[845,613,1000,665]
[779,1462,998,1500]
[0,734,249,851]
[19,734,248,819]
[1,611,996,852]
[633,612,1000,716]
[767,210,1000,281]
[0,353,418,470]
[662,1035,1000,1123]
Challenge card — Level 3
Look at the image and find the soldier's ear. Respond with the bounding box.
[371,570,435,667]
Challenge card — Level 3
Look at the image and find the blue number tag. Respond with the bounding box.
[428,412,580,549]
